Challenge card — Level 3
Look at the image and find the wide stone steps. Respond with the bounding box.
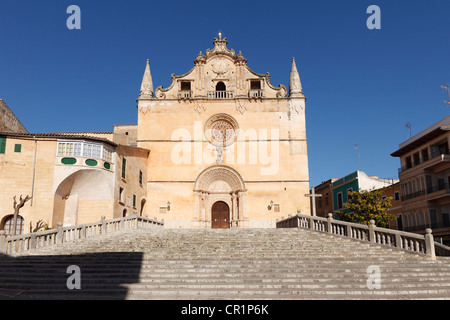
[1,228,450,299]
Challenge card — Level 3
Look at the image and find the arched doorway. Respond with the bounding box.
[194,165,246,228]
[211,201,230,229]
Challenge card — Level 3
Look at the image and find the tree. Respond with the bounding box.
[12,195,32,236]
[335,188,394,228]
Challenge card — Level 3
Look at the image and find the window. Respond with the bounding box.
[3,215,24,235]
[121,157,126,179]
[14,144,21,153]
[337,192,343,210]
[346,188,353,200]
[274,204,280,213]
[421,148,429,162]
[180,81,191,91]
[394,191,400,201]
[139,170,143,185]
[103,148,112,162]
[57,140,112,161]
[0,136,6,154]
[250,80,261,90]
[216,81,226,91]
[133,194,137,208]
[119,187,124,203]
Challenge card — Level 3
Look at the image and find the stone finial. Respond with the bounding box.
[140,59,154,97]
[289,57,303,97]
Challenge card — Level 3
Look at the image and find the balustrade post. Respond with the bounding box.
[81,225,86,239]
[327,213,333,233]
[30,233,37,250]
[101,216,106,234]
[0,231,6,254]
[309,216,314,231]
[425,228,436,260]
[369,220,376,243]
[346,224,352,238]
[56,222,63,244]
[395,232,402,249]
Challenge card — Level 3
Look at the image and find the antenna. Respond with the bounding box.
[355,144,362,171]
[441,84,450,107]
[405,122,411,138]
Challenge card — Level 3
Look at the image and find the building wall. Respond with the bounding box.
[0,134,148,234]
[138,99,310,228]
[0,100,27,134]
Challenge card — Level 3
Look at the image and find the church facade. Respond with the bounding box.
[0,35,310,233]
[137,35,310,228]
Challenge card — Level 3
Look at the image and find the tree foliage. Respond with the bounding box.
[335,188,394,228]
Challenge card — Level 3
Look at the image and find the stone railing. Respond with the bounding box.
[0,214,164,256]
[276,213,450,259]
[207,91,234,99]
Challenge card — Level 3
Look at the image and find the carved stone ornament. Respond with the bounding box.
[204,113,239,147]
[235,100,247,115]
[194,104,206,115]
[212,58,229,76]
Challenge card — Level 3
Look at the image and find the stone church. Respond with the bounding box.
[137,34,310,228]
[0,34,310,232]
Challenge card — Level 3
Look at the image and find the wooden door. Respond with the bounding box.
[211,201,230,228]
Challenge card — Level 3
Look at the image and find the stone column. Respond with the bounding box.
[231,193,238,227]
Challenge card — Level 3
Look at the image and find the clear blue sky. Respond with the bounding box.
[0,0,449,187]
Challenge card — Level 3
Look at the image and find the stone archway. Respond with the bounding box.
[193,165,246,228]
[53,169,113,227]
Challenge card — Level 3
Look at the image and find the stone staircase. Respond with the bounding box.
[1,228,450,300]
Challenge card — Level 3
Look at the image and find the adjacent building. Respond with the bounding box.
[331,170,398,213]
[391,115,450,244]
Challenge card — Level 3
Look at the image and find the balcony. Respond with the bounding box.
[249,89,264,98]
[398,150,450,173]
[207,91,234,99]
[177,90,192,99]
[401,183,450,202]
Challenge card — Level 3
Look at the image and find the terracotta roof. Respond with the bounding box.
[0,131,117,146]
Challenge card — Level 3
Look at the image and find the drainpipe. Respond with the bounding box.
[30,136,37,206]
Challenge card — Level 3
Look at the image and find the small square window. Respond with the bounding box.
[274,204,280,213]
[14,144,22,153]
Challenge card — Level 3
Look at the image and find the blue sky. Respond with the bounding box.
[0,0,449,187]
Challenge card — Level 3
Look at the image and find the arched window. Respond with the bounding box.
[216,81,226,91]
[3,215,25,235]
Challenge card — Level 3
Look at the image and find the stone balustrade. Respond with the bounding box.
[0,214,164,256]
[276,213,450,259]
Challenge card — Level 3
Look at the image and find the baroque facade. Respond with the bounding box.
[0,35,311,233]
[137,34,310,228]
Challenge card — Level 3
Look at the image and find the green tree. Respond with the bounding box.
[335,188,394,228]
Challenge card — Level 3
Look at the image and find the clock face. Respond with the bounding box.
[212,58,229,75]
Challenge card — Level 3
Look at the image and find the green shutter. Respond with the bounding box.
[0,136,6,154]
[122,157,126,179]
[14,144,22,153]
[61,157,77,165]
[85,159,98,166]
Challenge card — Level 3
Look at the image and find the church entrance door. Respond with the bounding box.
[211,201,230,229]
